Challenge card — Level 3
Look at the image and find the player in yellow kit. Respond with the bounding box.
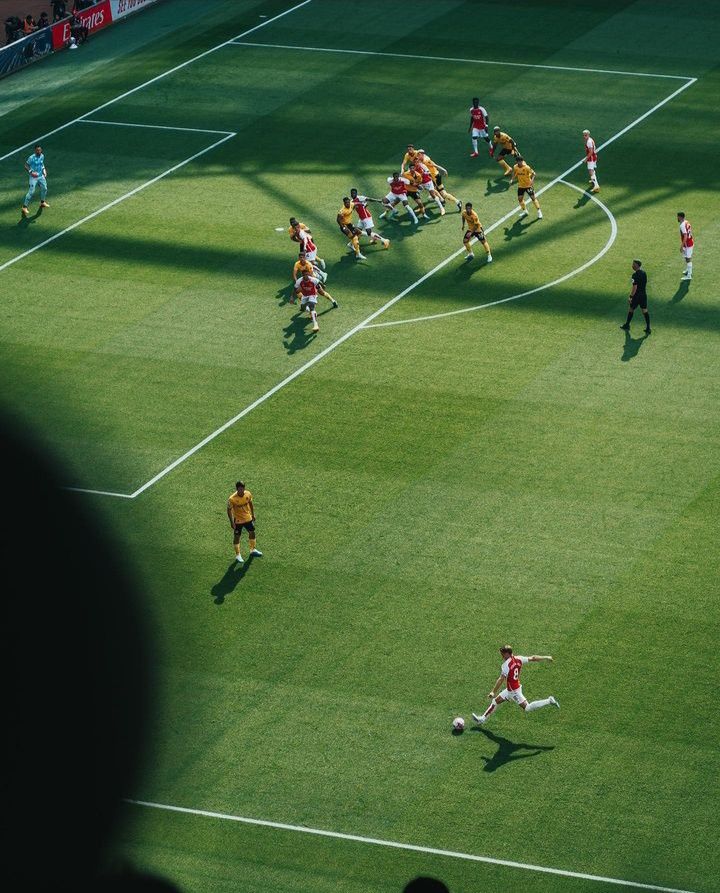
[461,202,492,264]
[292,252,327,285]
[401,144,420,171]
[337,197,366,260]
[227,481,263,563]
[490,126,518,176]
[509,156,543,220]
[402,166,429,219]
[415,151,462,211]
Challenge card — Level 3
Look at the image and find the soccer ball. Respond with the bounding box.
[452,717,465,731]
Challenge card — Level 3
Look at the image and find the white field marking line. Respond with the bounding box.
[0,0,313,164]
[0,131,236,277]
[230,41,693,81]
[364,180,616,329]
[69,65,697,499]
[125,799,699,893]
[78,119,234,136]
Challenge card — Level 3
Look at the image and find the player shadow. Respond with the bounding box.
[211,556,256,604]
[503,217,537,241]
[16,206,43,228]
[574,192,592,209]
[276,283,295,307]
[484,177,511,196]
[472,727,555,773]
[670,280,690,304]
[282,311,319,354]
[621,329,649,362]
[454,255,493,280]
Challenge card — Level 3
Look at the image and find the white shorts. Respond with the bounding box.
[499,687,526,705]
[472,127,488,139]
[386,191,406,204]
[586,160,597,170]
[419,181,436,194]
[303,247,318,261]
[300,296,318,309]
[682,246,694,258]
[358,217,375,231]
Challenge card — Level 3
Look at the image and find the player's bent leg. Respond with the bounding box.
[524,698,555,712]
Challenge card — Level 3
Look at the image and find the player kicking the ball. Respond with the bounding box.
[472,645,558,725]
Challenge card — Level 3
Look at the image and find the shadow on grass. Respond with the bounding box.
[621,328,649,362]
[471,726,555,772]
[16,205,43,228]
[484,176,512,196]
[453,254,493,280]
[503,215,538,241]
[670,279,690,304]
[212,555,256,604]
[574,191,592,209]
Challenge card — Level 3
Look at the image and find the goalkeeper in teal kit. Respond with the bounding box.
[21,144,50,218]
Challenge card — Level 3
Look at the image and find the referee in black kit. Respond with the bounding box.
[621,260,651,334]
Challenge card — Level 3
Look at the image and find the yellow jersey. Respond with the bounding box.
[462,209,482,232]
[402,149,419,169]
[420,155,439,177]
[293,259,314,280]
[404,169,422,190]
[228,490,253,523]
[513,163,535,188]
[288,222,308,241]
[493,131,516,152]
[337,205,353,227]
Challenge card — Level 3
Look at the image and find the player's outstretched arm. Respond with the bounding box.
[529,655,553,662]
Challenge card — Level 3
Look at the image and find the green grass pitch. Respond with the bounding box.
[1,1,719,891]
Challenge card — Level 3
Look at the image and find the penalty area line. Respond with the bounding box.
[78,119,235,136]
[364,180,617,329]
[125,799,699,893]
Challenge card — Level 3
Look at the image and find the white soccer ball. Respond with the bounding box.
[452,716,465,731]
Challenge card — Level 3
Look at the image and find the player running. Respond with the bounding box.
[677,212,694,280]
[472,645,559,725]
[509,156,543,219]
[583,129,600,193]
[288,218,326,269]
[293,271,337,332]
[461,202,492,264]
[379,172,419,224]
[490,126,518,176]
[349,189,390,249]
[468,98,490,157]
[416,151,462,211]
[21,144,49,218]
[337,197,367,260]
[292,267,337,310]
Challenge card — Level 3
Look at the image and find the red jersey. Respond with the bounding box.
[415,163,433,185]
[352,195,372,220]
[469,105,488,129]
[298,278,318,298]
[501,655,528,690]
[299,231,317,253]
[388,177,409,196]
[679,219,694,247]
[584,135,597,162]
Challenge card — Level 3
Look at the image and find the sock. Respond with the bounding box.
[686,262,693,276]
[643,312,650,330]
[519,201,526,212]
[249,536,257,551]
[234,543,241,556]
[532,198,540,209]
[472,138,478,152]
[500,160,512,173]
[483,701,499,720]
[311,310,318,325]
[483,241,491,255]
[525,698,552,712]
[625,310,634,325]
[443,190,458,203]
[591,172,599,187]
[435,197,444,212]
[408,206,418,222]
[352,235,360,256]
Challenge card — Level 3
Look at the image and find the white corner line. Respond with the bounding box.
[78,119,235,136]
[364,181,617,329]
[0,0,313,164]
[230,41,695,81]
[0,132,236,276]
[66,486,135,498]
[124,799,698,893]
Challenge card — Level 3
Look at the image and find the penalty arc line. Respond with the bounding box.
[65,60,696,498]
[125,799,699,893]
[0,0,314,164]
[364,180,617,329]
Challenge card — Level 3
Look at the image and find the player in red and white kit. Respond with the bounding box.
[293,270,337,333]
[582,129,600,193]
[350,189,390,249]
[468,97,490,157]
[288,218,326,270]
[472,645,559,725]
[677,212,694,280]
[414,161,445,216]
[380,173,419,224]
